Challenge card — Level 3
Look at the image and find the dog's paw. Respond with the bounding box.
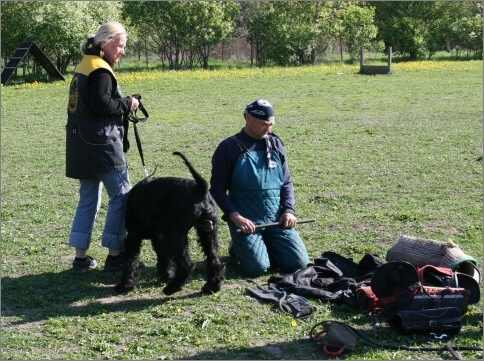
[201,283,221,294]
[114,283,134,294]
[158,269,175,282]
[163,284,183,296]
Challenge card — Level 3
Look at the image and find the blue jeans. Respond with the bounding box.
[68,169,131,250]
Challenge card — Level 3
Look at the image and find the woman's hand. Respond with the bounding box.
[130,96,140,111]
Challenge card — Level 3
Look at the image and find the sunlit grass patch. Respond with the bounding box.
[1,58,482,360]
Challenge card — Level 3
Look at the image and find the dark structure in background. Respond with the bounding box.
[1,41,65,84]
[360,46,392,75]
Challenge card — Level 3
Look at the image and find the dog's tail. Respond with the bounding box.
[173,152,208,194]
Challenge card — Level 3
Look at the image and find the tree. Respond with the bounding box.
[243,1,379,66]
[1,2,43,66]
[270,1,324,66]
[189,1,240,69]
[244,1,327,67]
[244,1,274,67]
[38,2,124,73]
[123,1,239,70]
[339,3,379,63]
[429,1,483,58]
[120,2,149,64]
[373,1,482,60]
[3,0,481,73]
[373,1,434,59]
[1,2,123,74]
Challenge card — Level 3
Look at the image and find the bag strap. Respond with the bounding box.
[245,279,317,319]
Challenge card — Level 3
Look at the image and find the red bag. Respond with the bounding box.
[368,261,470,314]
[379,286,469,315]
[418,265,481,305]
[356,285,470,315]
[356,286,382,313]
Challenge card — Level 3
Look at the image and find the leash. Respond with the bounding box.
[127,94,150,177]
[309,320,482,359]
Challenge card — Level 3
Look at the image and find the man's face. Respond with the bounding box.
[244,113,275,139]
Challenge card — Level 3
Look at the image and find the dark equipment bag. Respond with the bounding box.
[368,261,470,315]
[389,307,462,335]
[356,285,469,315]
[309,321,357,356]
[380,286,469,315]
[309,319,483,359]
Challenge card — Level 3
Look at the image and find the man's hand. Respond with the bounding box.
[230,212,255,234]
[279,212,297,228]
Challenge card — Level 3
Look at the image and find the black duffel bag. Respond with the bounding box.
[388,307,462,335]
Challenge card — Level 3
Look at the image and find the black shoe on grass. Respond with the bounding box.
[72,256,98,274]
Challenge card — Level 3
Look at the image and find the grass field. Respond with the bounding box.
[1,60,483,360]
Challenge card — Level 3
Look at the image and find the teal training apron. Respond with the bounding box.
[228,139,309,277]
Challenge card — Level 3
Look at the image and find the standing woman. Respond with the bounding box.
[66,21,140,274]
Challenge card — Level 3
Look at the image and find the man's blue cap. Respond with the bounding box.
[244,99,275,121]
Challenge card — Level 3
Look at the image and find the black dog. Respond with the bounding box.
[115,152,225,295]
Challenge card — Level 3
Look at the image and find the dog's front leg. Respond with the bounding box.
[114,233,142,293]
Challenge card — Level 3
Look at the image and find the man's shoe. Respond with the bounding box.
[104,253,145,272]
[72,256,98,274]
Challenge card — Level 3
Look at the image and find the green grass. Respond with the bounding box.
[1,60,482,360]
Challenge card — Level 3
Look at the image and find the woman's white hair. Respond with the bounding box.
[81,21,126,54]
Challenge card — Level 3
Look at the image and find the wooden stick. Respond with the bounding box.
[236,218,315,233]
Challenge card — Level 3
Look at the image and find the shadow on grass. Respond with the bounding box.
[184,339,322,360]
[3,261,483,360]
[182,316,484,360]
[1,256,247,326]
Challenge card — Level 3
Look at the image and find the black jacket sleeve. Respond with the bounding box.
[88,69,131,118]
